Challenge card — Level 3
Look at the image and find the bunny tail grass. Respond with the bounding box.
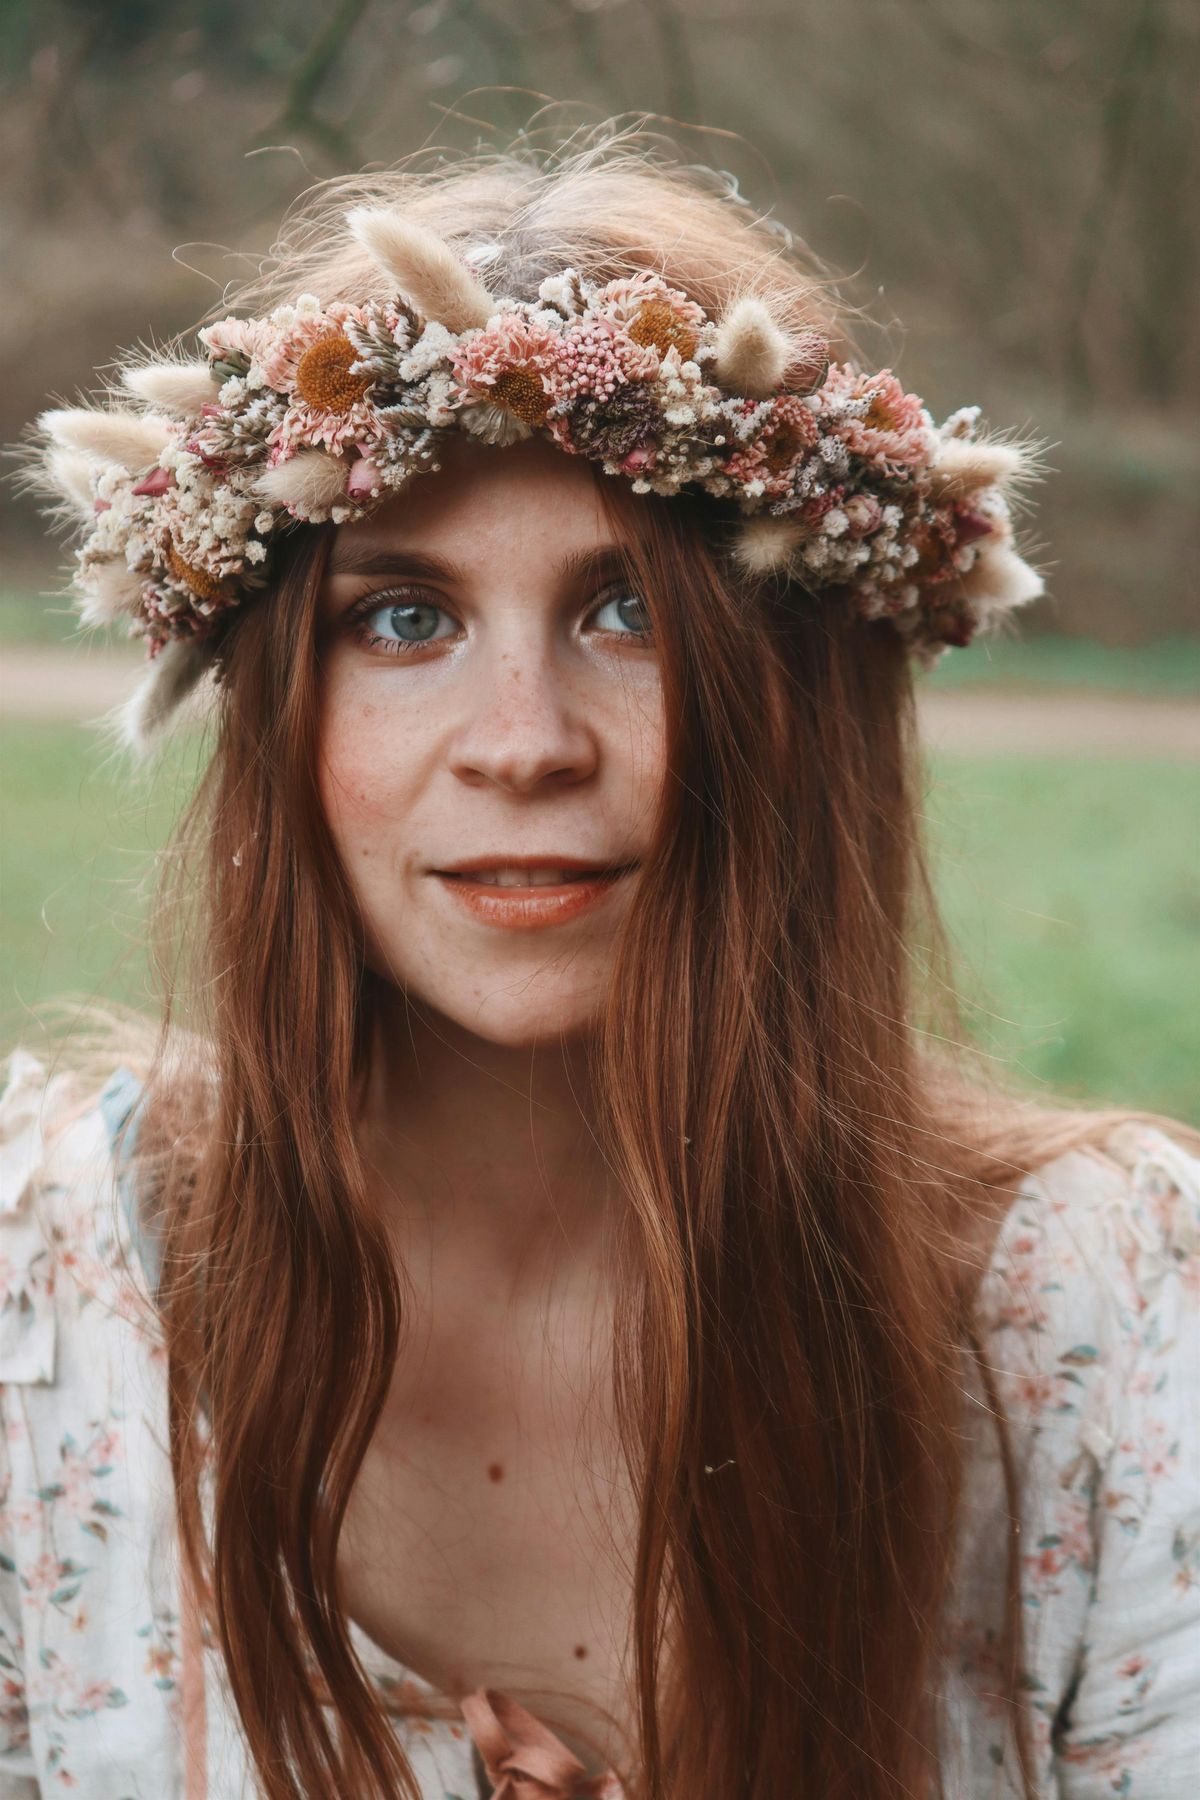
[38,407,172,471]
[729,515,807,574]
[345,208,497,332]
[714,297,793,400]
[113,636,213,758]
[121,361,221,414]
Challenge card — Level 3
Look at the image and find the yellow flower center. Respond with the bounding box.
[628,302,698,364]
[167,545,223,601]
[492,367,549,425]
[764,424,807,473]
[294,333,373,413]
[864,394,898,432]
[909,521,949,581]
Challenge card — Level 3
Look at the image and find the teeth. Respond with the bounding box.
[469,868,584,887]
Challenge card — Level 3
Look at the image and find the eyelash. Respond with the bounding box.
[343,583,654,658]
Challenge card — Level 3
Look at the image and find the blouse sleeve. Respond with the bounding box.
[0,1047,58,1794]
[0,1407,38,1793]
[1051,1124,1200,1796]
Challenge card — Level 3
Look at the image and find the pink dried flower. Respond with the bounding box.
[551,315,657,407]
[951,505,996,548]
[346,454,382,500]
[255,301,368,395]
[131,467,173,497]
[449,315,563,425]
[198,314,272,366]
[269,399,381,460]
[591,272,705,340]
[842,494,882,537]
[817,366,936,476]
[723,395,820,498]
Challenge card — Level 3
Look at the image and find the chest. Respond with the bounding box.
[337,1278,641,1776]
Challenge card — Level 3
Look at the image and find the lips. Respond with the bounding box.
[432,855,637,883]
[431,865,638,929]
[439,867,625,887]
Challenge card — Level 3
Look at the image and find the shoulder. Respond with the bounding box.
[949,1124,1200,1789]
[0,1045,160,1386]
[977,1119,1199,1390]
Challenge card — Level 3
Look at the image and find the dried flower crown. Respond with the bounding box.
[27,208,1047,750]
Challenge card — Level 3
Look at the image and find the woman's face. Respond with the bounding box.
[316,434,664,1048]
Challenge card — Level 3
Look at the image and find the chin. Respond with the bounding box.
[406,975,609,1051]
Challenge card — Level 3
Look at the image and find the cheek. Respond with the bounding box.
[316,689,410,856]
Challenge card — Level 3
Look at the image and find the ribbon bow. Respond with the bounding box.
[459,1687,626,1800]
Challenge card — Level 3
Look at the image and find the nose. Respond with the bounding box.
[446,646,599,793]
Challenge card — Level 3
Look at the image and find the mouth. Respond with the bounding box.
[430,865,639,930]
[434,865,637,887]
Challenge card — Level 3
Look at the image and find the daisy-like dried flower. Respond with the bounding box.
[628,301,699,365]
[723,395,820,498]
[450,315,561,425]
[167,545,224,601]
[293,334,374,413]
[490,368,550,426]
[816,367,937,478]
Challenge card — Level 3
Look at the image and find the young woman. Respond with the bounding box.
[2,128,1197,1800]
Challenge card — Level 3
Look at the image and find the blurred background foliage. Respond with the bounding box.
[1,1,1196,1117]
[2,0,1198,633]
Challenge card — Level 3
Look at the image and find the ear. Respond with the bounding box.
[344,209,497,333]
[116,635,213,758]
[728,514,807,574]
[251,449,348,516]
[713,297,793,399]
[38,408,172,471]
[121,361,221,414]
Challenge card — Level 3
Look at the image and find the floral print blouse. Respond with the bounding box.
[1,1048,1197,1797]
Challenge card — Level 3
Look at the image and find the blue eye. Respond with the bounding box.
[346,582,653,657]
[362,598,454,648]
[592,587,653,638]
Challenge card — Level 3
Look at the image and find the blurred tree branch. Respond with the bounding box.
[249,0,371,166]
[1060,0,1161,413]
[644,0,699,124]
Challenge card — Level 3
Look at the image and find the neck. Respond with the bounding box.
[358,994,620,1305]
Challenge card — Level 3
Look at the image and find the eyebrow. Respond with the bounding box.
[324,542,634,583]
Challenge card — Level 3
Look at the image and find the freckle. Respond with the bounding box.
[486,1462,504,1482]
[573,1644,588,1660]
[421,1412,432,1424]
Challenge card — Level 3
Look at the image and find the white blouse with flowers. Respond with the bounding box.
[1,1048,1198,1798]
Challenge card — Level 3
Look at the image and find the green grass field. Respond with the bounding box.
[2,716,1196,1121]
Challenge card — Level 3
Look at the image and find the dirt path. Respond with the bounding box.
[2,644,1198,757]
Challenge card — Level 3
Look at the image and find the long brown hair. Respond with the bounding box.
[27,122,1199,1798]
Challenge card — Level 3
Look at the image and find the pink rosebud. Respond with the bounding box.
[185,436,227,472]
[200,402,224,418]
[952,506,995,548]
[619,445,653,472]
[842,495,882,538]
[131,466,173,497]
[346,455,381,500]
[93,498,111,514]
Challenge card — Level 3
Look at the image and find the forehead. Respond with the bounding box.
[326,435,635,576]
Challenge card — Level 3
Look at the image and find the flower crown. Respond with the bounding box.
[28,209,1046,750]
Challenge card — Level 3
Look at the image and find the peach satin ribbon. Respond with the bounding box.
[460,1688,625,1800]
